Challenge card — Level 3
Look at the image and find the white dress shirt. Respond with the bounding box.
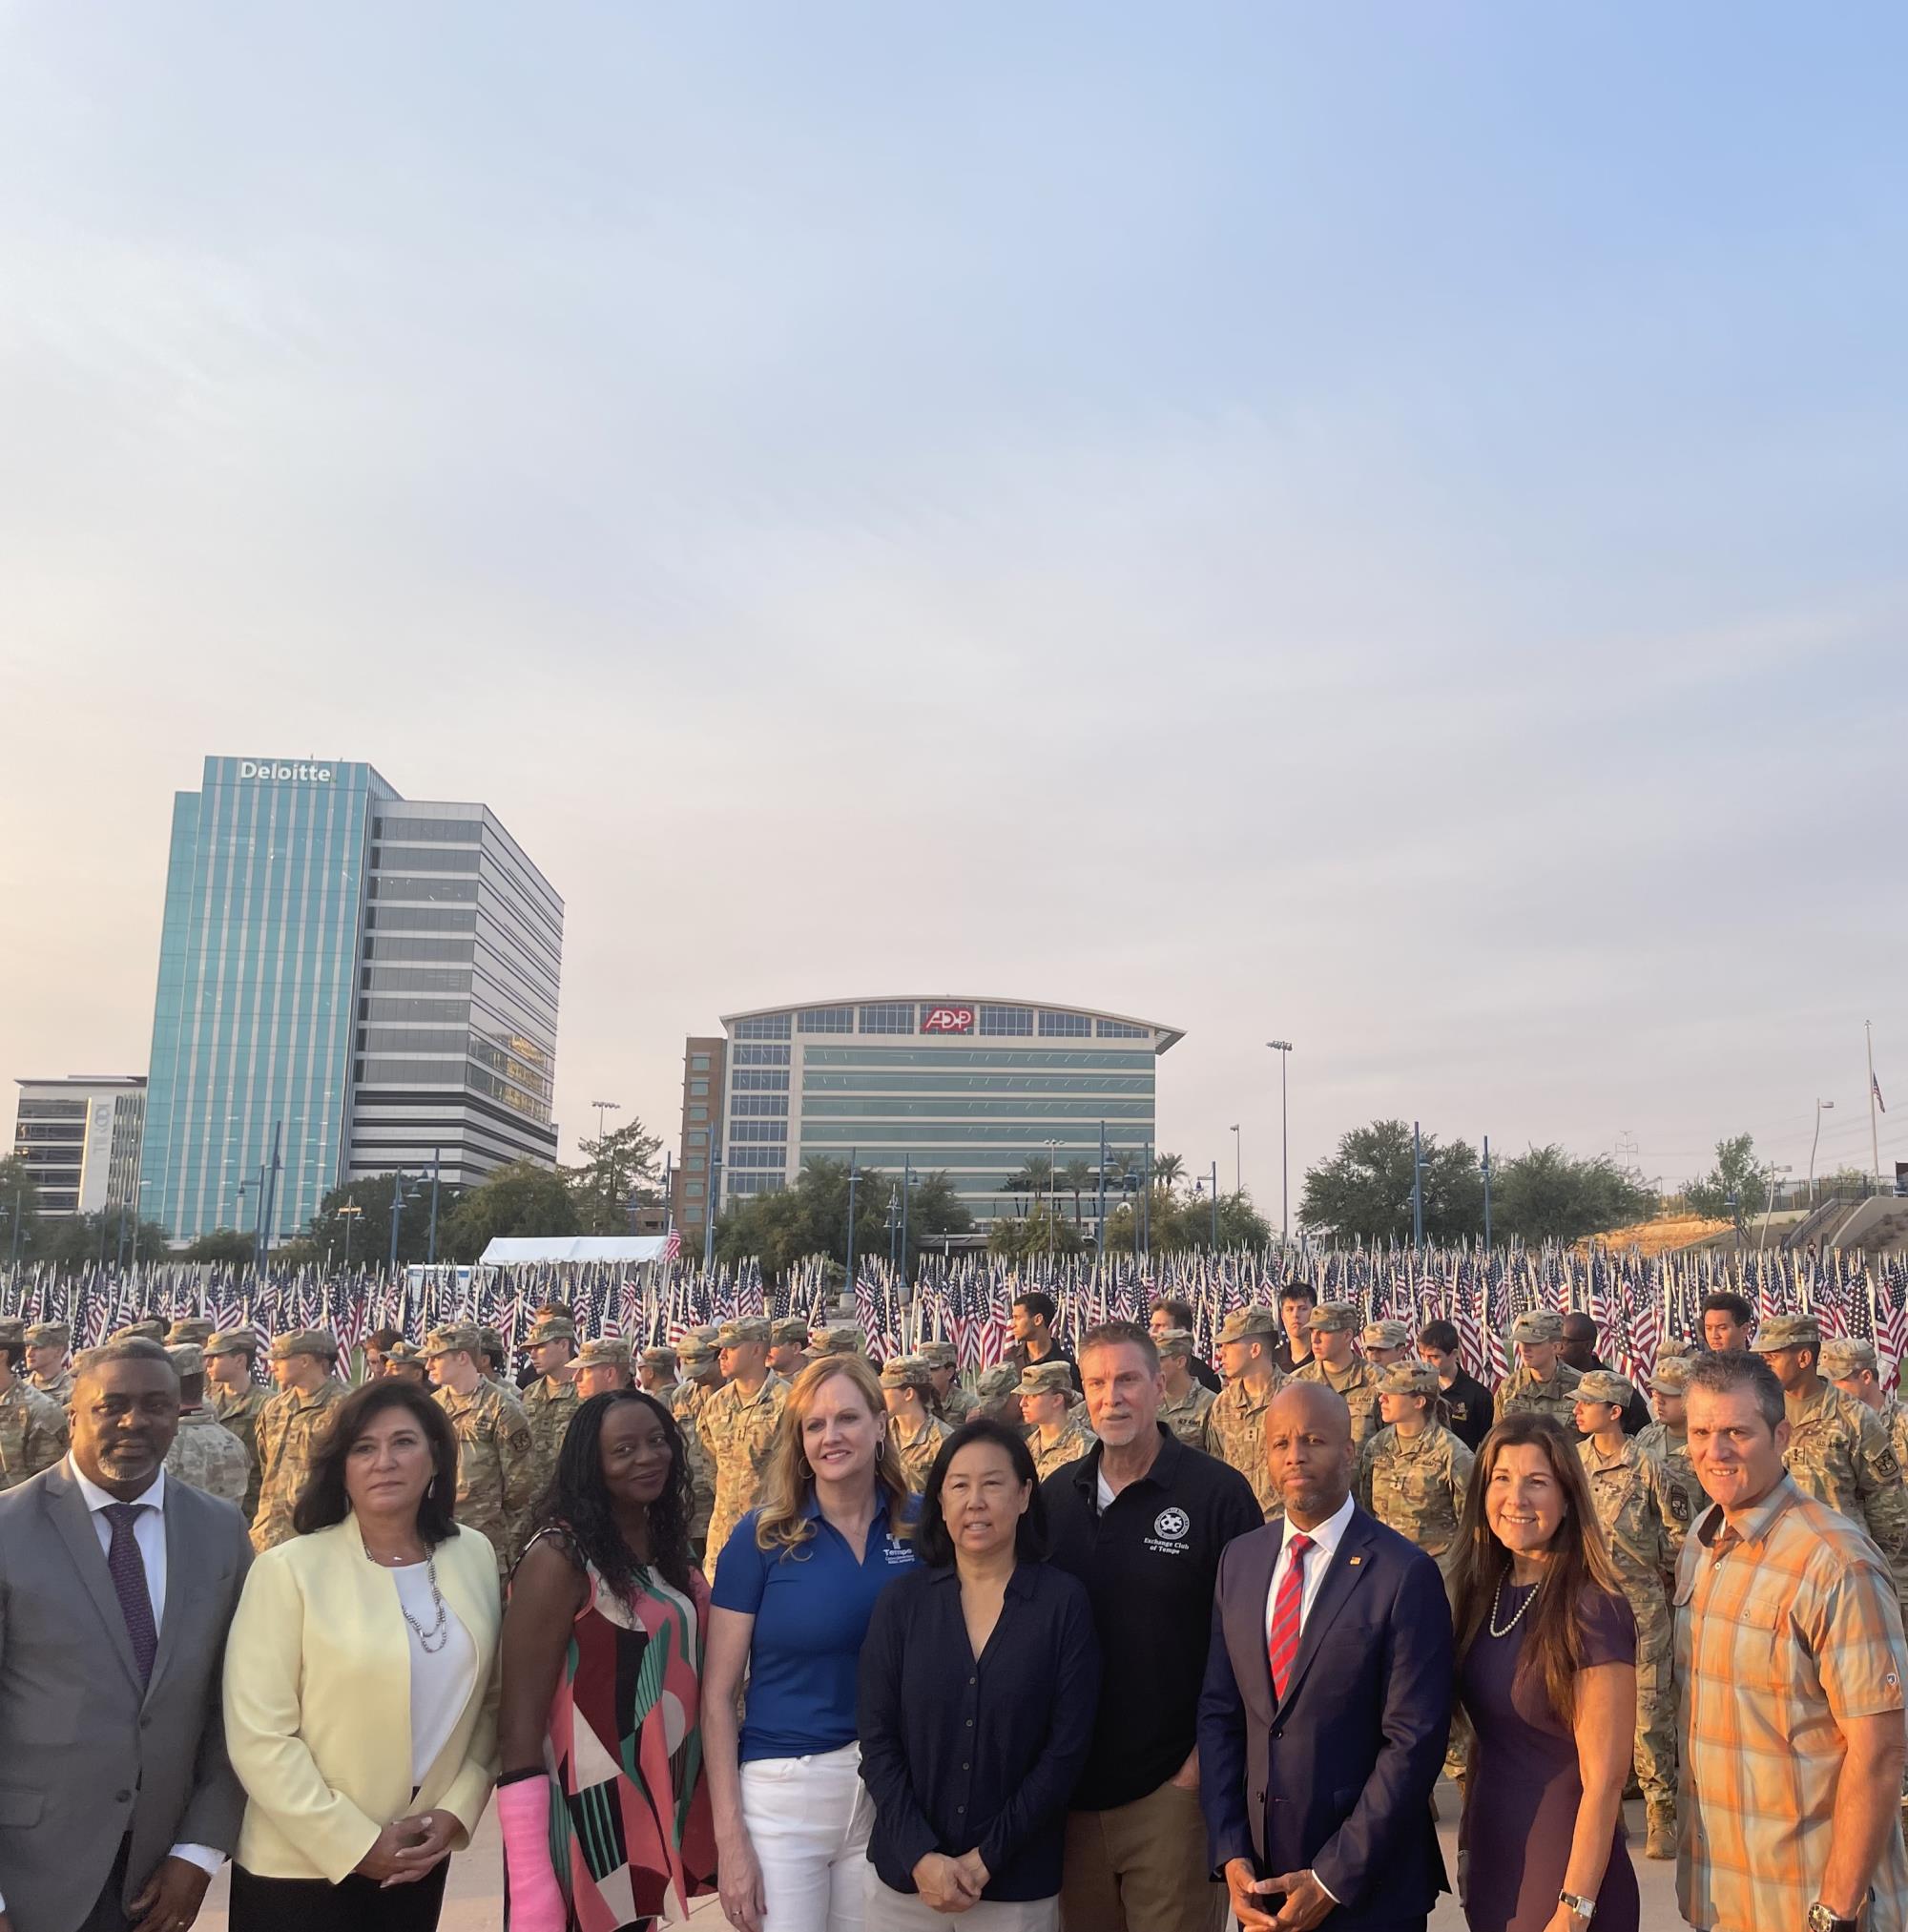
[1261,1489,1357,1647]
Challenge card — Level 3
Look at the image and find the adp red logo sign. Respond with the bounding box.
[922,1005,975,1035]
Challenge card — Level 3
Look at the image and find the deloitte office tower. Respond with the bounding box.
[139,757,562,1245]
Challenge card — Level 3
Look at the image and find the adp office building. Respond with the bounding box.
[138,757,562,1245]
[674,997,1181,1236]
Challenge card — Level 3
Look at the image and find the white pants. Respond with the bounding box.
[741,1740,875,1932]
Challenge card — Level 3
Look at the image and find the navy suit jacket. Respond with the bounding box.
[1196,1506,1453,1929]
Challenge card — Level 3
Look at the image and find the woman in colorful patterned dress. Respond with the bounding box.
[497,1388,717,1931]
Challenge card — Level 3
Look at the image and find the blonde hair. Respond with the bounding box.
[754,1355,912,1553]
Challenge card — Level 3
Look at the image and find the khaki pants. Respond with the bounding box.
[1059,1778,1226,1932]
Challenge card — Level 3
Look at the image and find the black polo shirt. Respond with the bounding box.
[1190,1354,1222,1393]
[1043,1423,1263,1811]
[1271,1338,1314,1378]
[1440,1367,1493,1451]
[1010,1340,1079,1391]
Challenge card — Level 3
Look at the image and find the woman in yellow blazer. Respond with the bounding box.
[222,1377,502,1932]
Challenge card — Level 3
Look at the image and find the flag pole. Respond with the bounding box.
[1868,1019,1882,1184]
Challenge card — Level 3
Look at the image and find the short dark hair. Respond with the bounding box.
[1151,1298,1193,1329]
[1685,1349,1784,1431]
[1418,1319,1460,1353]
[73,1337,178,1383]
[1013,1290,1056,1325]
[915,1419,1049,1568]
[367,1326,404,1353]
[293,1379,459,1543]
[1279,1279,1317,1308]
[1562,1311,1597,1340]
[1701,1290,1754,1328]
[1078,1319,1159,1371]
[0,1340,21,1370]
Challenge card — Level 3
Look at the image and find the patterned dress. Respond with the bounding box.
[519,1530,718,1931]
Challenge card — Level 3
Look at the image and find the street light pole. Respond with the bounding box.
[1267,1042,1293,1244]
[1210,1160,1219,1248]
[1810,1100,1835,1206]
[702,1145,723,1271]
[845,1153,860,1294]
[1096,1120,1108,1257]
[339,1200,362,1272]
[1041,1139,1062,1257]
[427,1146,442,1264]
[900,1154,915,1282]
[1483,1135,1492,1251]
[389,1171,408,1274]
[1230,1124,1241,1197]
[1411,1120,1424,1248]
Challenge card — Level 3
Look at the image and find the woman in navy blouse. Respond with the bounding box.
[703,1355,922,1932]
[858,1418,1101,1931]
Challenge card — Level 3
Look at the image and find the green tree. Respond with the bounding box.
[711,1158,972,1282]
[566,1118,665,1235]
[304,1174,444,1269]
[1057,1160,1097,1231]
[987,1210,1084,1261]
[1685,1134,1768,1224]
[183,1227,259,1265]
[36,1210,175,1271]
[0,1156,44,1262]
[1298,1120,1484,1243]
[1489,1145,1656,1243]
[1167,1189,1274,1251]
[1152,1152,1187,1187]
[442,1161,580,1261]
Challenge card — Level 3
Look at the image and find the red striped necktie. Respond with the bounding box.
[1267,1532,1313,1700]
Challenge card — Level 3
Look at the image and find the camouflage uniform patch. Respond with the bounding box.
[698,1370,791,1565]
[435,1381,538,1575]
[164,1407,252,1506]
[0,1379,69,1489]
[1160,1381,1218,1449]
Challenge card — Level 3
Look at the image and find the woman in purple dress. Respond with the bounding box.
[1449,1413,1639,1932]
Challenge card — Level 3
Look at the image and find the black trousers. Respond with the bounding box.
[227,1859,450,1932]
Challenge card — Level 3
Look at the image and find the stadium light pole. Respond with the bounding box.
[1809,1100,1835,1206]
[1267,1042,1293,1245]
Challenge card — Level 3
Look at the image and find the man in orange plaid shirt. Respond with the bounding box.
[1677,1349,1908,1932]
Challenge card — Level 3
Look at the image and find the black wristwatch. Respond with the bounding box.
[1808,1903,1860,1932]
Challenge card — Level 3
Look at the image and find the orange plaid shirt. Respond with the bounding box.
[1675,1474,1908,1932]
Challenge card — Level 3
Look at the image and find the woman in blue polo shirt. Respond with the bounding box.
[704,1354,921,1932]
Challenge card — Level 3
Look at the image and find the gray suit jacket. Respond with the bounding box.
[0,1462,251,1932]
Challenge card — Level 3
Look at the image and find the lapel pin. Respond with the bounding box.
[1347,1556,1362,1567]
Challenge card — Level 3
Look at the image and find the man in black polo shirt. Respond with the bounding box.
[1045,1319,1262,1932]
[1416,1319,1493,1453]
[1009,1289,1079,1391]
[1271,1279,1317,1377]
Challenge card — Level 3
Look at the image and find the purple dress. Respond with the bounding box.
[1456,1581,1640,1932]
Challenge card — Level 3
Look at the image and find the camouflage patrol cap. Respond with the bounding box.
[112,1320,167,1344]
[810,1325,861,1357]
[687,1324,721,1348]
[1820,1337,1879,1379]
[1574,1368,1634,1407]
[770,1319,810,1348]
[477,1326,508,1362]
[423,1324,483,1360]
[879,1353,933,1390]
[640,1344,679,1371]
[678,1340,718,1369]
[22,1320,70,1348]
[0,1317,23,1347]
[1376,1361,1440,1398]
[1306,1301,1361,1336]
[167,1343,206,1378]
[1016,1360,1074,1398]
[204,1328,259,1359]
[1655,1337,1700,1364]
[269,1327,339,1362]
[1750,1313,1821,1354]
[1216,1304,1279,1345]
[917,1339,959,1369]
[1361,1319,1411,1351]
[1650,1357,1693,1396]
[1153,1326,1196,1360]
[1510,1310,1565,1345]
[165,1318,215,1346]
[977,1363,1019,1400]
[716,1317,771,1348]
[526,1315,577,1345]
[575,1336,633,1369]
[384,1340,426,1368]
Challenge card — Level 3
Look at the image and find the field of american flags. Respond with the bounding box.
[7,1242,1908,1391]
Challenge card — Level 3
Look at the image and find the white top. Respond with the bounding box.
[1262,1490,1357,1645]
[389,1560,478,1785]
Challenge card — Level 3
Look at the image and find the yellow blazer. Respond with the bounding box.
[221,1519,501,1881]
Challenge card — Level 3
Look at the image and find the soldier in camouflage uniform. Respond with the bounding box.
[768,1318,812,1380]
[24,1320,74,1408]
[638,1344,679,1401]
[251,1328,346,1552]
[1824,1335,1908,1472]
[521,1314,583,1496]
[382,1340,429,1381]
[1293,1302,1381,1458]
[1635,1356,1703,1566]
[1204,1304,1287,1517]
[881,1355,955,1490]
[1492,1309,1584,1429]
[973,1362,1021,1425]
[809,1323,862,1361]
[111,1319,167,1345]
[1156,1327,1217,1446]
[1359,1319,1413,1369]
[425,1324,538,1576]
[920,1339,976,1426]
[1754,1312,1908,1604]
[699,1317,791,1564]
[671,1339,722,1556]
[165,1317,215,1348]
[1574,1369,1683,1859]
[0,1320,69,1488]
[574,1336,634,1399]
[1357,1360,1474,1575]
[205,1328,270,1521]
[1019,1360,1094,1480]
[161,1343,252,1506]
[477,1327,525,1409]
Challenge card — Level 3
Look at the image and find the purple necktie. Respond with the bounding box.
[103,1503,158,1683]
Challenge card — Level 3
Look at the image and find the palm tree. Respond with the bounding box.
[1058,1159,1096,1231]
[1152,1152,1186,1188]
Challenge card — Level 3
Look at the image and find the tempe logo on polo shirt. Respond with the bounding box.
[881,1532,915,1567]
[1144,1506,1191,1555]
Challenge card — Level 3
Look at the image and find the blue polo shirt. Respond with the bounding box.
[712,1489,921,1762]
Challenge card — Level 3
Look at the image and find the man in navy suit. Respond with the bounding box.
[1197,1381,1453,1931]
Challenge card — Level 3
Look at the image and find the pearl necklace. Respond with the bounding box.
[1488,1572,1541,1638]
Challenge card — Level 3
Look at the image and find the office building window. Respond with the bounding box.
[686,1155,705,1173]
[730,1093,789,1117]
[731,1069,789,1091]
[1038,1010,1092,1037]
[798,1006,856,1034]
[859,1003,915,1034]
[689,1106,708,1122]
[687,1129,708,1147]
[729,1145,787,1169]
[979,1006,1035,1036]
[689,1080,709,1097]
[735,1013,792,1040]
[690,1054,710,1071]
[733,1044,791,1067]
[685,1180,704,1198]
[1095,1018,1153,1038]
[728,1120,785,1142]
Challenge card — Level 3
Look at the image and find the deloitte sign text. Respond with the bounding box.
[237,760,334,783]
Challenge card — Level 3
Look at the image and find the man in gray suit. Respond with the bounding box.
[0,1339,251,1932]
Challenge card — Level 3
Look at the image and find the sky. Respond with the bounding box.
[4,2,1907,1214]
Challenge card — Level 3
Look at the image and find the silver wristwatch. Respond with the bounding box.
[1560,1892,1597,1923]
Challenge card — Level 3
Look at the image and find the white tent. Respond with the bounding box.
[477,1236,674,1264]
